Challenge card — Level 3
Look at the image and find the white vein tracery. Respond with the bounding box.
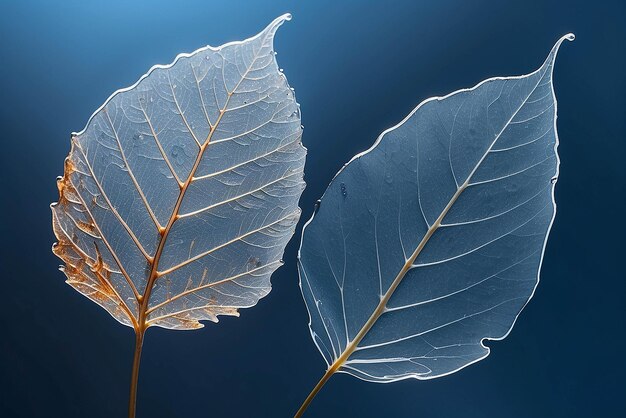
[298,34,572,383]
[51,14,306,331]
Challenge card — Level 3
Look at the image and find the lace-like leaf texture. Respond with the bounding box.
[51,14,305,331]
[299,35,572,382]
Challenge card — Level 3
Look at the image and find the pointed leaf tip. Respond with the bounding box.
[264,13,292,37]
[554,33,575,50]
[541,33,574,72]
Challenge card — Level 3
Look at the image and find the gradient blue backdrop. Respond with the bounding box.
[1,1,624,417]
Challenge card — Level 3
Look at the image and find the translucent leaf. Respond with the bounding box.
[51,14,305,332]
[298,34,572,390]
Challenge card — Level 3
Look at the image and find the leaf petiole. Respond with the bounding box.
[128,328,146,418]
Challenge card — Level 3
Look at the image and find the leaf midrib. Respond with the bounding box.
[136,35,271,331]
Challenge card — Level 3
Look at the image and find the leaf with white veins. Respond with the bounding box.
[296,34,573,416]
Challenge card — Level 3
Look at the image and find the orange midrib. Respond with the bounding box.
[134,41,269,331]
[136,100,229,331]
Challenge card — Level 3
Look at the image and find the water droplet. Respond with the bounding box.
[385,174,393,184]
[300,124,305,129]
[158,164,174,179]
[340,183,348,197]
[132,133,146,148]
[550,177,558,184]
[170,145,185,165]
[150,97,154,103]
[279,68,284,72]
[313,199,322,214]
[248,256,262,269]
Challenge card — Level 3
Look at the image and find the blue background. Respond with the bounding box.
[1,1,624,417]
